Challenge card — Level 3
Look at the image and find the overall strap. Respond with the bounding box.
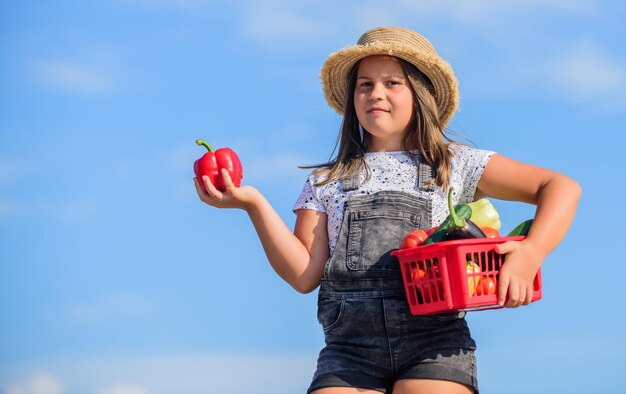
[417,159,437,192]
[343,173,361,192]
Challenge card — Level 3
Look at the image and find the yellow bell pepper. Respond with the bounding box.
[467,198,501,231]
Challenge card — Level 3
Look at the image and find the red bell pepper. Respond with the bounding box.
[194,139,243,193]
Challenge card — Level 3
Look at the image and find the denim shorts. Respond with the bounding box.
[307,295,478,394]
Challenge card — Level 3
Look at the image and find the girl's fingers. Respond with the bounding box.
[508,284,525,308]
[194,177,215,204]
[504,286,519,308]
[524,285,534,305]
[504,289,515,308]
[499,276,534,308]
[221,168,236,191]
[194,177,209,197]
[201,175,224,202]
[497,274,509,306]
[494,241,517,255]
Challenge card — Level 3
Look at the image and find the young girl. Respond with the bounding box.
[194,27,581,394]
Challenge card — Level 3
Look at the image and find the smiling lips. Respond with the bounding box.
[367,107,389,114]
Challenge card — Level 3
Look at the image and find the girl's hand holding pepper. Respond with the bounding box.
[194,168,260,212]
[494,239,544,308]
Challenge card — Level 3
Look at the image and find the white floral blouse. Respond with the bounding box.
[293,144,496,256]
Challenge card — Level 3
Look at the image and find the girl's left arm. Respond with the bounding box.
[476,154,582,308]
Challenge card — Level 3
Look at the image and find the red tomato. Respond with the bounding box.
[481,227,500,238]
[412,268,426,283]
[425,226,439,236]
[476,276,497,295]
[421,280,444,303]
[426,265,441,279]
[419,265,444,303]
[400,229,428,249]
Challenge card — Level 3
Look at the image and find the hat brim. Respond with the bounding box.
[321,42,459,127]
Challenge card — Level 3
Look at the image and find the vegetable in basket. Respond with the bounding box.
[466,198,501,230]
[421,266,444,303]
[466,260,481,297]
[476,276,497,295]
[423,190,499,245]
[399,229,428,249]
[507,219,533,236]
[481,227,500,238]
[445,188,486,241]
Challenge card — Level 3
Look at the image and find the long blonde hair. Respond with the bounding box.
[303,57,455,191]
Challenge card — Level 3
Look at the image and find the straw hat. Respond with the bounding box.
[321,26,459,127]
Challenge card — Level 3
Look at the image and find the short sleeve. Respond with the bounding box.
[451,144,496,203]
[293,173,326,214]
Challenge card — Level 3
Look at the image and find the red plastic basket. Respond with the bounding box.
[391,236,542,315]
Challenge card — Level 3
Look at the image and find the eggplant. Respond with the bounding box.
[447,219,486,240]
[445,187,486,241]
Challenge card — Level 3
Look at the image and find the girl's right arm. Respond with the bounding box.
[194,169,329,294]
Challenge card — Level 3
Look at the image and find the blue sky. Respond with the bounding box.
[1,1,625,393]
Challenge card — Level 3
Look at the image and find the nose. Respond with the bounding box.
[369,82,384,100]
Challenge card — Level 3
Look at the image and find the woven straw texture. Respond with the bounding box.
[321,26,459,127]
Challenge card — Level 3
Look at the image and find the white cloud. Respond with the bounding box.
[33,51,122,95]
[3,340,622,394]
[399,0,598,30]
[98,384,151,394]
[1,353,316,394]
[34,61,112,94]
[228,0,626,110]
[3,373,64,394]
[65,291,154,324]
[1,373,152,394]
[239,2,324,44]
[233,0,600,47]
[127,0,600,49]
[547,40,626,100]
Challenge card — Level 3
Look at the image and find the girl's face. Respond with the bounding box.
[354,55,414,152]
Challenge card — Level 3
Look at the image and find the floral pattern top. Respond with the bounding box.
[293,144,496,256]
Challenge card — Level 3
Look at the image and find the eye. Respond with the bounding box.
[359,81,372,88]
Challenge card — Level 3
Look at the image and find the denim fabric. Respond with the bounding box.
[309,178,478,394]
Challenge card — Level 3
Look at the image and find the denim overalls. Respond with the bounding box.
[308,161,479,394]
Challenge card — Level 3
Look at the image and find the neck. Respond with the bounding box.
[365,130,406,152]
[367,140,403,153]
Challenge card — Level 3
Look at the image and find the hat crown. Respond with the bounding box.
[357,27,436,55]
